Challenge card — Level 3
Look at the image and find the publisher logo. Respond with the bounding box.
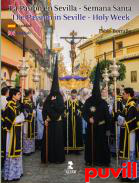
[65,161,77,174]
[68,161,73,170]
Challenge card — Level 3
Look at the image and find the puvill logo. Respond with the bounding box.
[65,161,77,174]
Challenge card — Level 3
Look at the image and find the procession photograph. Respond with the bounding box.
[1,0,139,182]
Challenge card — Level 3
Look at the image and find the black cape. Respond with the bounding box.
[41,94,65,163]
[83,97,111,166]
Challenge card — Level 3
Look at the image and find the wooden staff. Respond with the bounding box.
[21,78,24,103]
[114,77,118,168]
[33,112,36,141]
[91,123,94,165]
[90,116,94,165]
[45,120,48,163]
[112,37,119,168]
[66,97,69,155]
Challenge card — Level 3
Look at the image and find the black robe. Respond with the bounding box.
[63,99,83,151]
[83,97,111,166]
[23,97,35,139]
[41,95,65,163]
[119,98,139,159]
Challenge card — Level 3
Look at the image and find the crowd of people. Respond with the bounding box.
[1,87,37,181]
[1,59,139,182]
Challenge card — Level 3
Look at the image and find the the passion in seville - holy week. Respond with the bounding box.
[1,0,139,182]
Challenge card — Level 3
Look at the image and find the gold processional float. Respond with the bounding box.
[58,60,91,90]
[58,30,92,91]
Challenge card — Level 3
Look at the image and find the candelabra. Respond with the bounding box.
[102,68,110,102]
[110,57,120,168]
[19,57,29,102]
[109,58,120,111]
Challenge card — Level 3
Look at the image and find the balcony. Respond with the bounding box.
[1,0,43,51]
[96,43,139,61]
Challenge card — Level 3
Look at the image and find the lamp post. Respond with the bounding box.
[102,68,110,102]
[109,37,120,168]
[19,36,29,102]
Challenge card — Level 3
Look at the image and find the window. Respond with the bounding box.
[131,71,137,83]
[116,42,123,50]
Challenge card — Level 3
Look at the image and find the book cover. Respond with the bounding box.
[1,0,139,183]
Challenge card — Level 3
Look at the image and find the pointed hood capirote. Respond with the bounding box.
[42,54,65,122]
[91,61,102,106]
[50,54,60,96]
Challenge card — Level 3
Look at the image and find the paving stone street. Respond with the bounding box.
[3,150,121,183]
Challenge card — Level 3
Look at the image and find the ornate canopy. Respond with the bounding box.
[58,56,91,90]
[59,75,90,90]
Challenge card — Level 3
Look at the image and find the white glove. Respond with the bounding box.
[33,109,36,116]
[77,109,81,116]
[24,110,29,118]
[15,113,25,124]
[109,105,113,114]
[117,115,125,126]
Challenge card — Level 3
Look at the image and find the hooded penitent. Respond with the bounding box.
[82,61,102,123]
[91,62,102,106]
[41,54,65,163]
[50,54,60,96]
[83,61,111,166]
[42,54,64,121]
